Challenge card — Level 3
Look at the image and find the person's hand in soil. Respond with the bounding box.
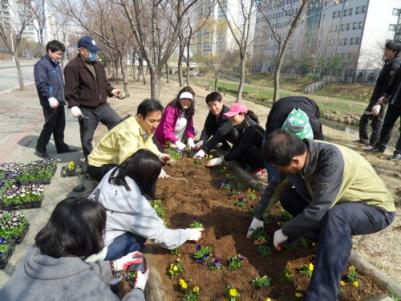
[193,149,206,159]
[187,228,204,241]
[193,140,203,151]
[159,153,171,164]
[159,168,170,179]
[134,269,149,291]
[175,140,186,151]
[273,229,288,251]
[113,251,144,272]
[246,217,264,238]
[206,157,224,167]
[187,138,196,150]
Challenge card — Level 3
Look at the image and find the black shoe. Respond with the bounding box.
[57,147,78,154]
[34,150,49,159]
[369,147,384,153]
[73,184,86,192]
[389,153,401,161]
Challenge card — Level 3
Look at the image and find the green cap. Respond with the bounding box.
[281,108,314,139]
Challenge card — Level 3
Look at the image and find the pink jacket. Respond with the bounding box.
[155,104,195,147]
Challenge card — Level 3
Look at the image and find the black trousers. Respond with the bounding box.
[36,106,68,152]
[376,104,401,154]
[79,103,121,158]
[234,145,264,172]
[87,164,117,182]
[359,102,387,146]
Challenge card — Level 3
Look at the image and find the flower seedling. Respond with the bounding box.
[252,275,271,289]
[280,208,292,221]
[208,258,223,271]
[294,291,304,299]
[228,254,244,271]
[179,278,188,291]
[300,263,314,278]
[151,199,167,222]
[166,148,182,161]
[347,265,359,288]
[0,211,29,241]
[193,245,213,263]
[282,264,294,283]
[182,286,200,301]
[257,244,271,257]
[251,228,268,244]
[170,248,181,256]
[246,189,257,201]
[226,286,240,301]
[169,259,184,277]
[189,219,203,229]
[234,197,247,208]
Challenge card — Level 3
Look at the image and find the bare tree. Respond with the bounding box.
[217,0,255,102]
[30,0,46,55]
[256,0,310,101]
[118,0,199,99]
[0,0,34,89]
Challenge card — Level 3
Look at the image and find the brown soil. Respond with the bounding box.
[146,157,384,301]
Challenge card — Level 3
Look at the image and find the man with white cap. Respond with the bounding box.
[64,35,122,159]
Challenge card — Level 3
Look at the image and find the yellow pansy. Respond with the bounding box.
[229,288,239,297]
[340,280,346,287]
[352,281,359,288]
[294,292,303,298]
[179,279,187,290]
[193,286,200,293]
[308,263,314,272]
[264,298,272,301]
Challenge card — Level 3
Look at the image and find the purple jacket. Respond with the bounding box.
[155,104,195,147]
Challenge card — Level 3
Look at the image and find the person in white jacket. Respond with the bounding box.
[89,149,204,260]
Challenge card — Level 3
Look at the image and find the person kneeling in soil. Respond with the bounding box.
[0,197,148,301]
[192,91,238,158]
[247,130,395,301]
[154,86,196,151]
[207,103,265,176]
[87,98,170,181]
[89,149,204,261]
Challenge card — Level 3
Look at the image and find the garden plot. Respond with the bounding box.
[145,157,384,301]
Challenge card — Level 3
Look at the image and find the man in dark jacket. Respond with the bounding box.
[359,40,401,147]
[64,36,122,158]
[193,92,238,158]
[34,40,77,158]
[247,130,395,301]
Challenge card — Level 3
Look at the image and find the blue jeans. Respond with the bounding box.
[105,232,146,261]
[280,188,395,301]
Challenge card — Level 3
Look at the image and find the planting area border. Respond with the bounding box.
[143,161,401,301]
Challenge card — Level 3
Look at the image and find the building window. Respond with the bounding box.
[350,38,354,45]
[353,22,357,30]
[361,5,366,13]
[392,8,401,16]
[344,38,347,45]
[355,37,360,45]
[346,23,350,30]
[389,24,397,31]
[355,6,360,14]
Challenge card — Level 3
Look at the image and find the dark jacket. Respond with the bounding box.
[387,59,401,108]
[265,96,324,140]
[64,55,114,108]
[200,105,237,151]
[369,56,401,105]
[224,117,264,162]
[34,55,65,108]
[254,140,395,238]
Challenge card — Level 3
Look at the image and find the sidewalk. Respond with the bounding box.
[0,79,400,287]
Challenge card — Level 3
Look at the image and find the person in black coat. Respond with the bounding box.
[265,96,324,140]
[207,103,265,173]
[193,92,238,158]
[359,40,401,147]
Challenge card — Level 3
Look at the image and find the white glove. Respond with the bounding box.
[206,156,224,167]
[159,153,170,164]
[187,138,196,149]
[371,104,381,116]
[246,217,264,238]
[175,140,186,151]
[134,269,149,291]
[48,97,59,108]
[71,106,82,118]
[194,149,206,159]
[273,229,288,251]
[113,251,143,272]
[194,140,203,150]
[159,168,170,179]
[187,228,204,241]
[111,88,121,97]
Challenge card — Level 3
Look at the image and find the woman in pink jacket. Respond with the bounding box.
[155,87,196,150]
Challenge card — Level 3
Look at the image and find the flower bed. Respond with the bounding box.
[0,237,16,269]
[0,211,29,243]
[0,184,44,210]
[145,157,385,301]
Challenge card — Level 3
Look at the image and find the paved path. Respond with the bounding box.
[0,60,35,92]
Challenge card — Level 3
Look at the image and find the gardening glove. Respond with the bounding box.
[246,217,264,238]
[111,88,121,97]
[113,251,143,272]
[159,168,170,179]
[187,138,196,149]
[378,96,388,104]
[207,156,224,167]
[193,149,206,159]
[159,153,171,164]
[175,140,186,151]
[48,97,59,108]
[371,104,381,116]
[187,228,204,241]
[273,229,288,251]
[70,106,82,118]
[133,269,149,291]
[194,140,203,151]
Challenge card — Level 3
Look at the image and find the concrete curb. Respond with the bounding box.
[0,82,35,95]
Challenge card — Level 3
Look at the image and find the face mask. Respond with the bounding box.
[88,51,97,62]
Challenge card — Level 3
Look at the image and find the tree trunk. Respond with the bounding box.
[185,44,190,87]
[214,73,218,92]
[165,63,169,83]
[237,52,246,102]
[149,68,160,99]
[119,53,129,94]
[178,46,183,87]
[14,55,25,90]
[114,59,120,82]
[131,51,137,80]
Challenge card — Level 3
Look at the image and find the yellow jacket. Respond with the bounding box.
[88,116,160,167]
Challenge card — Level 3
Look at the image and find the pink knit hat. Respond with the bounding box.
[223,103,248,118]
